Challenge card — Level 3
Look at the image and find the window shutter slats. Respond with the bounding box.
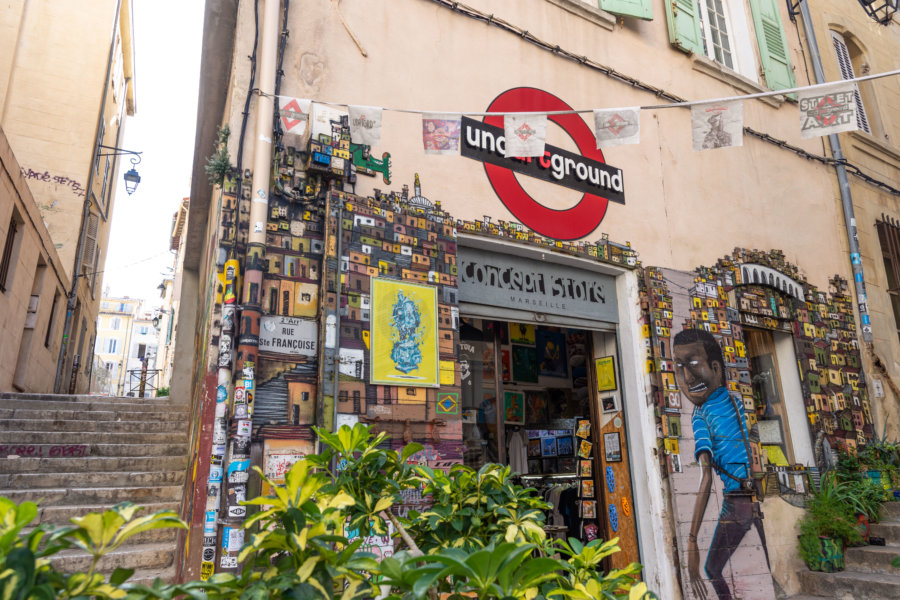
[749,0,796,94]
[664,0,704,55]
[82,212,99,273]
[599,0,653,20]
[830,31,871,134]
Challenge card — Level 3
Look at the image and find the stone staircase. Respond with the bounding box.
[0,392,190,584]
[795,501,900,599]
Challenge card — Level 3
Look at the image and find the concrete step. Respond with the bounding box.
[0,418,188,433]
[3,484,183,506]
[799,570,900,600]
[844,544,900,574]
[51,541,175,574]
[0,431,187,445]
[0,396,188,412]
[882,502,900,519]
[0,392,175,403]
[0,408,187,422]
[870,521,900,542]
[0,443,187,459]
[129,565,176,586]
[2,469,184,489]
[0,455,187,474]
[26,523,178,545]
[38,501,181,525]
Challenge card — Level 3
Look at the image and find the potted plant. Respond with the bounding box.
[798,472,863,572]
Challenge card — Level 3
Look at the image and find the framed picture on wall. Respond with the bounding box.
[603,432,622,463]
[601,394,619,414]
[595,356,617,392]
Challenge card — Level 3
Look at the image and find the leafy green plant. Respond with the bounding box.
[798,472,863,567]
[405,462,551,553]
[205,125,232,187]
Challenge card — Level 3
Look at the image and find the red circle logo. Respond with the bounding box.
[483,88,610,241]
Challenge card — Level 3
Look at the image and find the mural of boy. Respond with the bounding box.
[672,329,769,600]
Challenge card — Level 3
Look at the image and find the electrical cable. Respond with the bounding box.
[235,0,260,183]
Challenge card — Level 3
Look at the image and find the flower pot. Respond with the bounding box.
[805,536,844,573]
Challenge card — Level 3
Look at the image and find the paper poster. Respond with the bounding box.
[541,437,558,457]
[349,105,383,146]
[278,97,311,136]
[595,356,617,392]
[512,345,538,383]
[577,439,593,459]
[581,479,595,498]
[576,420,591,439]
[422,114,462,155]
[691,100,743,151]
[799,81,858,138]
[370,278,438,386]
[509,323,536,344]
[593,108,641,148]
[557,435,574,456]
[537,329,568,378]
[579,459,593,477]
[504,114,547,157]
[504,390,525,424]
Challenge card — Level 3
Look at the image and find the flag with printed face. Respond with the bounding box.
[691,100,743,151]
[504,114,547,157]
[278,98,311,137]
[349,105,383,146]
[593,108,640,148]
[422,114,462,155]
[799,81,858,139]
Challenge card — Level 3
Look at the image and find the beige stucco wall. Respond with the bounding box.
[224,0,851,290]
[795,4,900,439]
[0,128,70,392]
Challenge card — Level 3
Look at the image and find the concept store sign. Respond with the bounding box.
[461,88,625,241]
[458,248,618,323]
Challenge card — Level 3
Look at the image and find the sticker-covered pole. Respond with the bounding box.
[217,0,280,573]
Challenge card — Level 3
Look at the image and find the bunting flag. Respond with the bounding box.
[422,114,462,155]
[691,100,743,151]
[799,81,858,139]
[349,105,383,146]
[593,108,640,148]
[278,97,311,136]
[504,114,547,157]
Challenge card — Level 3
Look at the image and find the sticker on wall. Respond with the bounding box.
[370,278,439,386]
[436,392,459,415]
[621,496,631,517]
[605,466,616,493]
[608,504,619,532]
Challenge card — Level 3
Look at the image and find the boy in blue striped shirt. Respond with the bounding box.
[673,329,769,600]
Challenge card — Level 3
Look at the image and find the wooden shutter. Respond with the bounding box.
[599,0,653,20]
[830,31,871,134]
[749,0,796,93]
[664,0,704,55]
[82,212,99,274]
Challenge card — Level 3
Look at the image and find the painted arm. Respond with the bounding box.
[687,450,712,600]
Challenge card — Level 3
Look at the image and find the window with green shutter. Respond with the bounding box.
[749,0,795,92]
[599,0,653,20]
[664,0,705,55]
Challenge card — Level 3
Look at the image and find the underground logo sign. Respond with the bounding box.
[461,88,624,240]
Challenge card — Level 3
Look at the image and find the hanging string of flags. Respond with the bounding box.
[271,68,900,154]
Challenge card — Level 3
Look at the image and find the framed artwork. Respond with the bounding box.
[601,394,620,414]
[511,345,539,383]
[541,436,558,457]
[581,479,595,498]
[527,459,541,474]
[482,346,496,382]
[503,391,525,424]
[527,439,542,457]
[595,356,617,392]
[556,435,574,456]
[536,329,568,378]
[542,458,558,473]
[509,323,536,344]
[579,459,593,477]
[581,500,597,519]
[576,420,591,439]
[370,278,438,386]
[525,392,548,424]
[577,439,593,459]
[558,457,576,473]
[604,432,622,462]
[500,349,512,382]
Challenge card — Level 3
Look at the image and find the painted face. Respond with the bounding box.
[673,341,722,407]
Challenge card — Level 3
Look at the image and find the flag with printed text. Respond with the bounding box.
[278,97,311,136]
[799,81,858,139]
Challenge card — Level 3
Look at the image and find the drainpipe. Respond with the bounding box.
[798,1,873,344]
[54,0,123,392]
[217,0,280,573]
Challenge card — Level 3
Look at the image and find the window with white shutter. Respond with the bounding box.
[830,31,871,134]
[82,212,100,277]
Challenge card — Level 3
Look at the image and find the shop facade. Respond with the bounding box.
[176,1,897,598]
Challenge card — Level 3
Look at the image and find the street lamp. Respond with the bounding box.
[98,145,143,195]
[857,0,898,24]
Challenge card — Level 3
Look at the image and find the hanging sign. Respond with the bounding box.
[461,88,624,241]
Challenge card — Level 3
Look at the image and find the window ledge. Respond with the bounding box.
[690,55,784,109]
[847,130,900,166]
[543,0,616,31]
